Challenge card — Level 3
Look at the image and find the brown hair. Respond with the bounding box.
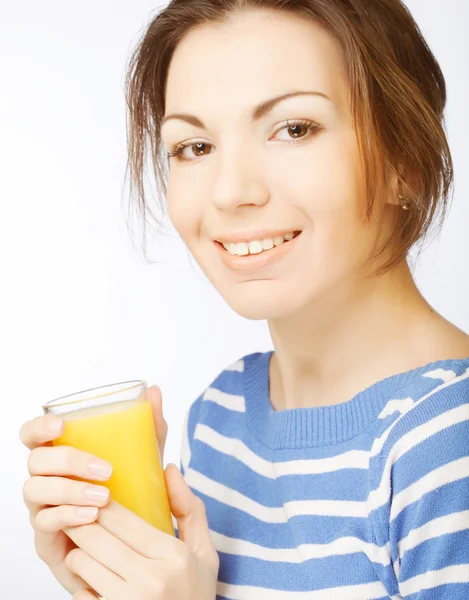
[123,0,454,276]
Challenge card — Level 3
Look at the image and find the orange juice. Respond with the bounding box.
[53,399,175,536]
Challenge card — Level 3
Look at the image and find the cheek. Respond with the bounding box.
[166,182,203,243]
[298,160,372,273]
[309,135,371,261]
[315,131,364,207]
[309,202,382,284]
[270,129,363,214]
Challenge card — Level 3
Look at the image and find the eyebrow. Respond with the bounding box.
[161,90,332,129]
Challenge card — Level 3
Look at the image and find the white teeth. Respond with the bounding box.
[248,241,263,254]
[273,236,284,247]
[235,242,249,256]
[222,232,298,256]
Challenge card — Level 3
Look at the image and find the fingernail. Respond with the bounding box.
[76,506,98,520]
[84,486,110,502]
[88,460,113,479]
[49,418,64,433]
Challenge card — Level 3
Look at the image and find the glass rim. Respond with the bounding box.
[42,380,146,411]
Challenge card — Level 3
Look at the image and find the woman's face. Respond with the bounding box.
[161,9,395,320]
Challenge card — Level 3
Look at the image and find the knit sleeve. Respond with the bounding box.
[174,394,203,540]
[180,393,203,478]
[386,392,469,598]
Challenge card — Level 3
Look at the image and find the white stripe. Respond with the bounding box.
[177,521,392,569]
[378,396,415,419]
[194,423,370,478]
[185,468,368,520]
[225,359,245,372]
[423,367,457,382]
[399,564,469,596]
[203,387,246,412]
[210,528,391,566]
[398,509,469,558]
[390,456,469,522]
[217,578,393,600]
[389,402,469,468]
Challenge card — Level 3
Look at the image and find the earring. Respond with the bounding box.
[397,193,411,210]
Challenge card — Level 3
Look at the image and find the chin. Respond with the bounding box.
[221,286,309,321]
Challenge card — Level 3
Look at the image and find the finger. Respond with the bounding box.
[27,445,113,481]
[164,464,216,563]
[35,505,100,533]
[65,547,127,600]
[19,415,65,450]
[147,385,168,460]
[23,476,111,508]
[96,499,179,559]
[64,523,138,584]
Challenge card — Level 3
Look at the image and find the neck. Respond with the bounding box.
[267,258,449,410]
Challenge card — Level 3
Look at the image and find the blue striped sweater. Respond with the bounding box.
[173,350,469,599]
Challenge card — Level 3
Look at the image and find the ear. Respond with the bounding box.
[385,162,404,207]
[387,160,421,208]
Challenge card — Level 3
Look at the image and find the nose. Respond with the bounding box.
[211,146,269,212]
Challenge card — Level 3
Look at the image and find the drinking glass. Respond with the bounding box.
[43,380,175,534]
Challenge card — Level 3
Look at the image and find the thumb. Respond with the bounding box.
[146,385,167,462]
[164,463,214,558]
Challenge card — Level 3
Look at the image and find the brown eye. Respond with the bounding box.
[167,141,213,161]
[287,124,309,139]
[192,142,211,157]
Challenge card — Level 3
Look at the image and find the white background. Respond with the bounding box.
[1,0,468,597]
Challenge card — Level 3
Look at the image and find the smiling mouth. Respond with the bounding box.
[213,230,303,272]
[215,231,302,257]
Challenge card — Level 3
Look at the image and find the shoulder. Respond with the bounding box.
[372,360,469,534]
[182,350,265,425]
[380,358,469,458]
[197,350,267,412]
[179,351,264,473]
[369,360,469,523]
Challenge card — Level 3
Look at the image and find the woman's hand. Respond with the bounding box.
[19,385,168,596]
[63,467,220,600]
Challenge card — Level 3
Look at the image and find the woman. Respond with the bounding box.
[19,0,469,598]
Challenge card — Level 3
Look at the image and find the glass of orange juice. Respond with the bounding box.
[42,380,175,537]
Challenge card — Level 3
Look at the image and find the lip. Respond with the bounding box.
[214,231,302,272]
